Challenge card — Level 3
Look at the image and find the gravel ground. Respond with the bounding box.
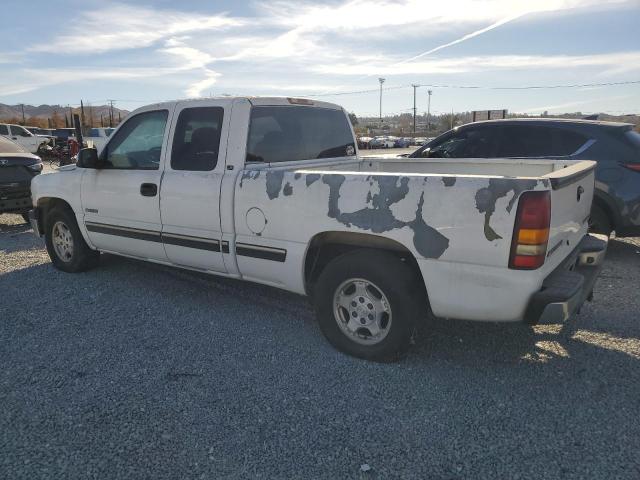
[1,213,639,479]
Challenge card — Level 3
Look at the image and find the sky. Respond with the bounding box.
[0,0,639,117]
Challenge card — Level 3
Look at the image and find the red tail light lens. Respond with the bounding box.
[622,163,640,172]
[509,191,551,270]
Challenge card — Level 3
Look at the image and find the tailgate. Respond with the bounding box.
[544,160,596,269]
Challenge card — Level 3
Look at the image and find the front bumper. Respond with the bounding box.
[29,208,42,237]
[524,233,608,324]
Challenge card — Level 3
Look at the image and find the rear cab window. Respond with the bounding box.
[246,106,356,163]
[171,107,224,171]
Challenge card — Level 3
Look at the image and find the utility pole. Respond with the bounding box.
[378,78,385,123]
[427,90,432,133]
[20,104,25,125]
[107,100,116,128]
[450,108,454,130]
[411,84,419,136]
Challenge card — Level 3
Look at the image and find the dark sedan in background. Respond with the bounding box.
[0,136,43,223]
[410,119,640,236]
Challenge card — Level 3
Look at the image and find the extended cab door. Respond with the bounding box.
[80,108,171,261]
[159,100,231,272]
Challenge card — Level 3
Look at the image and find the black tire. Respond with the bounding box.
[21,213,30,224]
[589,205,612,236]
[314,249,426,361]
[44,207,100,272]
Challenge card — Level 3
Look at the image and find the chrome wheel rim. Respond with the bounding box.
[333,278,392,345]
[52,221,74,262]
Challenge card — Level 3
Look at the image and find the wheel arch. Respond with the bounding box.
[303,231,429,303]
[592,191,619,231]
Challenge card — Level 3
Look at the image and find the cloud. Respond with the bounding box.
[311,51,640,76]
[185,70,221,98]
[29,3,242,54]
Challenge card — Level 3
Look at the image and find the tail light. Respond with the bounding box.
[622,163,640,172]
[509,191,551,270]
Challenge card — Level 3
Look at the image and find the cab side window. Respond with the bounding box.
[171,107,224,171]
[0,125,8,135]
[10,126,30,137]
[495,126,588,157]
[101,110,168,170]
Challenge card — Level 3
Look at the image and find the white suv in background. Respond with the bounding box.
[0,123,47,153]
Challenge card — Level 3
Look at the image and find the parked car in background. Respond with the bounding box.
[0,136,43,223]
[25,126,56,148]
[52,128,77,147]
[394,137,413,148]
[410,118,640,236]
[84,127,115,153]
[29,96,606,360]
[0,123,48,153]
[357,136,373,149]
[370,136,395,148]
[412,137,428,146]
[27,127,55,137]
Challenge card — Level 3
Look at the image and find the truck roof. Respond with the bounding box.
[132,96,343,114]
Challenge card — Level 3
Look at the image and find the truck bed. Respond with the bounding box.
[236,156,596,321]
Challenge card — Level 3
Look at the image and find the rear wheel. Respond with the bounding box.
[314,249,426,361]
[45,207,100,272]
[589,205,612,236]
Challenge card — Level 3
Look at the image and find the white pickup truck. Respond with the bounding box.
[29,97,607,360]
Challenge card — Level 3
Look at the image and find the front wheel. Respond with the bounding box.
[314,249,426,361]
[44,207,100,272]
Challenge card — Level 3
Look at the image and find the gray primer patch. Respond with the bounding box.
[475,178,539,241]
[283,182,293,196]
[266,170,285,200]
[239,170,261,188]
[305,173,321,187]
[294,173,302,180]
[409,192,450,258]
[322,174,449,258]
[442,177,456,187]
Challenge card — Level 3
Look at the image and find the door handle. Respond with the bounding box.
[140,183,158,197]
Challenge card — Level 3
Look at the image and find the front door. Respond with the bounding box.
[81,108,171,261]
[159,100,230,272]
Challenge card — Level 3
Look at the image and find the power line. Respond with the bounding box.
[306,80,640,97]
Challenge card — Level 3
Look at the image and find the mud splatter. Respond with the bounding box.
[283,182,293,196]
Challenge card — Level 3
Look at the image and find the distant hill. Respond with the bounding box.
[0,103,130,127]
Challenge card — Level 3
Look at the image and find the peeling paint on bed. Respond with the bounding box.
[322,174,449,258]
[305,173,321,187]
[475,178,539,241]
[283,182,293,196]
[442,177,456,187]
[266,170,285,199]
[239,170,260,187]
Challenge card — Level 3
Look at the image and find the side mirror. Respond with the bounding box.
[77,147,101,168]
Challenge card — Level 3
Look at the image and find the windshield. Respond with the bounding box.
[0,136,28,153]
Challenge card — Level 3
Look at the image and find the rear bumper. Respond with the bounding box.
[524,233,608,324]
